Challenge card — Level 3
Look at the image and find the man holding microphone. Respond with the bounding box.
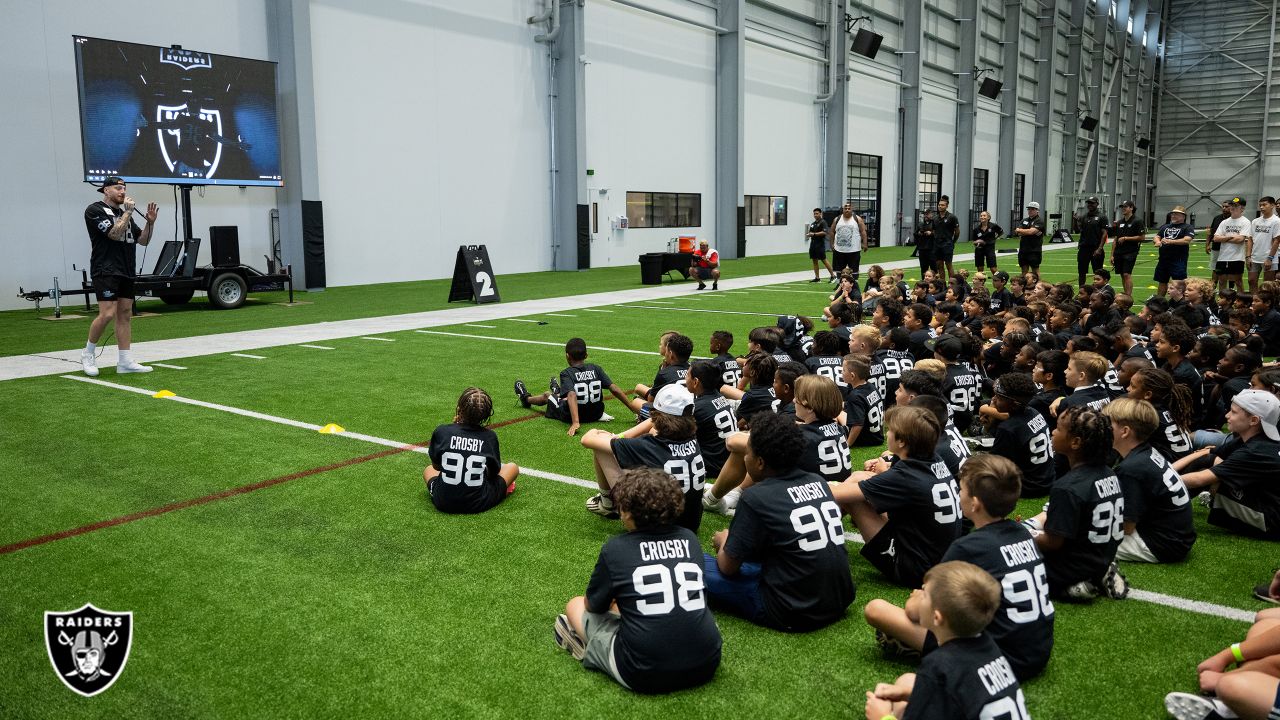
[81,176,158,376]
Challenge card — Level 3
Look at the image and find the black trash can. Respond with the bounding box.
[639,253,665,285]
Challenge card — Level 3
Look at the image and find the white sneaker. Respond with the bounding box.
[599,413,615,422]
[702,486,729,515]
[1163,691,1224,720]
[81,351,99,377]
[722,487,742,514]
[117,361,153,374]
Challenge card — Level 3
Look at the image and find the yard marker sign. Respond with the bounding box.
[448,245,501,304]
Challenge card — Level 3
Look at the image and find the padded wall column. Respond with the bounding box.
[716,0,745,259]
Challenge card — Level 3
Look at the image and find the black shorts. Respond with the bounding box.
[860,528,928,588]
[974,244,998,270]
[1113,253,1138,275]
[1018,247,1042,268]
[808,239,828,260]
[934,246,955,263]
[92,274,135,302]
[1216,260,1245,276]
[833,251,861,276]
[545,395,604,424]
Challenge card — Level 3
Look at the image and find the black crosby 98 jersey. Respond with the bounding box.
[858,456,964,587]
[612,435,707,532]
[805,355,848,391]
[1115,443,1195,562]
[712,353,743,388]
[872,348,915,406]
[427,423,506,514]
[1148,404,1193,463]
[903,634,1031,720]
[942,363,983,425]
[693,392,736,475]
[585,525,722,693]
[845,383,885,446]
[942,520,1055,681]
[1043,463,1125,592]
[556,363,614,423]
[797,420,853,483]
[649,362,690,399]
[737,386,778,427]
[991,407,1055,497]
[937,423,972,480]
[723,467,855,631]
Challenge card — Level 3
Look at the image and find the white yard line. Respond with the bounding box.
[150,363,187,370]
[544,313,578,318]
[360,337,396,342]
[753,287,834,294]
[645,300,675,304]
[581,309,614,313]
[619,305,784,317]
[463,324,496,329]
[231,353,267,360]
[415,330,658,355]
[299,344,335,350]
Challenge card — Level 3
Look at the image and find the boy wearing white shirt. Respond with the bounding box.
[1214,196,1251,294]
[1248,196,1280,291]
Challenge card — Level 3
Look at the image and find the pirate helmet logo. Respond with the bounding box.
[44,603,133,697]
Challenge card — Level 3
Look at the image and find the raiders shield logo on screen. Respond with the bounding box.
[44,603,133,697]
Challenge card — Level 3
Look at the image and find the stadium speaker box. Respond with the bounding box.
[1080,115,1099,132]
[978,77,1003,99]
[302,200,327,290]
[1136,137,1150,150]
[209,225,241,267]
[851,29,883,59]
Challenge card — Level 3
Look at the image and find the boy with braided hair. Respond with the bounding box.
[425,388,520,514]
[1126,368,1195,463]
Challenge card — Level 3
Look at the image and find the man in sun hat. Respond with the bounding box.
[1152,204,1195,298]
[1174,389,1280,539]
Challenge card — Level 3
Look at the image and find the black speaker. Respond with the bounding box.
[209,225,240,267]
[301,200,327,290]
[851,28,882,59]
[978,77,1003,99]
[1080,115,1099,132]
[1136,137,1150,150]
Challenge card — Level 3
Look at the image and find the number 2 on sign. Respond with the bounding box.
[475,271,495,297]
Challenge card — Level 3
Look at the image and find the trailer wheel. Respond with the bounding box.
[160,290,195,305]
[209,272,247,310]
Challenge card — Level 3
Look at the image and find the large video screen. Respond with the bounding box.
[74,36,283,188]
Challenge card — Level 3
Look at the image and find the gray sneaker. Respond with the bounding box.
[1102,562,1130,600]
[1065,580,1099,602]
[553,614,586,661]
[875,629,921,661]
[585,493,619,519]
[1163,691,1225,720]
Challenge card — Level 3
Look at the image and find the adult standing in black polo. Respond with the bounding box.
[81,176,158,377]
[915,209,936,277]
[1076,197,1109,288]
[1110,200,1147,297]
[971,210,1003,273]
[931,195,960,282]
[806,208,835,283]
[1015,201,1046,278]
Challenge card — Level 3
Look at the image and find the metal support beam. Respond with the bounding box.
[1121,0,1148,205]
[1060,0,1088,214]
[1085,0,1110,194]
[716,0,745,259]
[1140,0,1163,210]
[1104,0,1131,205]
[267,0,322,290]
[996,0,1021,229]
[896,0,925,247]
[1032,0,1058,212]
[953,0,979,227]
[820,0,850,213]
[1257,0,1277,204]
[545,0,588,270]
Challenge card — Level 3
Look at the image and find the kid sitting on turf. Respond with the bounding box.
[1103,399,1196,564]
[424,387,520,514]
[806,330,850,392]
[735,353,779,428]
[863,561,1031,720]
[706,412,856,631]
[709,330,743,389]
[773,361,806,417]
[843,354,885,447]
[556,467,722,693]
[628,360,737,479]
[864,455,1054,682]
[1026,406,1129,601]
[581,384,706,531]
[628,333,693,419]
[514,337,632,436]
[979,373,1056,497]
[831,405,963,588]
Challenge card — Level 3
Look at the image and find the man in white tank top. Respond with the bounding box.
[829,203,868,279]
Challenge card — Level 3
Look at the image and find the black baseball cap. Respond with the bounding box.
[97,176,125,193]
[1119,200,1135,209]
[1086,196,1099,204]
[1229,196,1246,206]
[993,271,1010,282]
[926,334,964,361]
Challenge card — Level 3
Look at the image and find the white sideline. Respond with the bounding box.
[1,242,1079,382]
[60,372,1254,626]
[151,363,187,370]
[415,330,659,356]
[300,345,335,350]
[620,305,786,317]
[231,353,267,360]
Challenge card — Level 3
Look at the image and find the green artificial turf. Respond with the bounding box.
[1,245,1268,719]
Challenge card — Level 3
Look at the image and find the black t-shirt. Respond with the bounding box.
[1209,434,1280,538]
[586,525,721,692]
[556,364,614,423]
[872,349,916,406]
[1059,383,1112,413]
[1043,463,1124,591]
[908,329,933,363]
[1209,212,1230,250]
[805,355,848,392]
[844,383,885,446]
[972,223,1003,247]
[941,520,1055,681]
[1111,216,1147,257]
[1124,343,1155,363]
[713,353,743,388]
[1254,309,1280,357]
[942,362,983,427]
[808,218,829,245]
[427,423,506,514]
[937,424,972,479]
[1077,211,1108,248]
[1149,404,1193,463]
[85,201,142,278]
[1164,359,1203,419]
[831,325,853,354]
[991,407,1056,495]
[1206,375,1251,429]
[859,456,964,585]
[737,386,778,428]
[798,420,853,483]
[612,435,705,532]
[1029,387,1067,431]
[1156,222,1195,261]
[1115,443,1196,562]
[1017,215,1046,252]
[648,362,690,400]
[723,468,855,631]
[903,634,1030,720]
[693,392,736,474]
[932,212,960,250]
[989,288,1014,314]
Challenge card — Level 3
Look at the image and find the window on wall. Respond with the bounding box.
[1013,173,1026,228]
[847,152,882,244]
[971,168,989,226]
[625,192,701,229]
[745,195,788,226]
[917,161,943,213]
